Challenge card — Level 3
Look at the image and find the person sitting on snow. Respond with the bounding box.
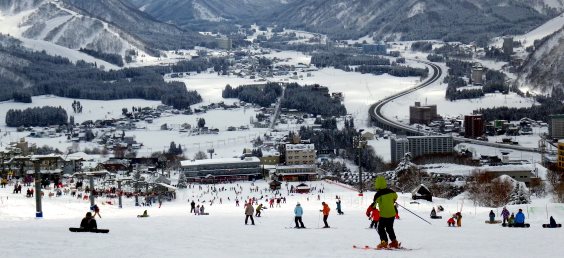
[430,208,440,219]
[549,216,557,227]
[138,210,149,218]
[80,212,97,230]
[514,209,526,227]
[508,213,515,226]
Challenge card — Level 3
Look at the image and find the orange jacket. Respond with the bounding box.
[322,204,330,215]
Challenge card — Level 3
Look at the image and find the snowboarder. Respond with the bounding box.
[200,205,206,215]
[256,203,264,217]
[366,203,380,229]
[373,176,399,249]
[489,210,495,223]
[508,213,515,226]
[91,204,101,218]
[245,203,255,225]
[430,208,439,219]
[294,203,305,228]
[320,202,330,228]
[514,209,525,227]
[447,216,456,227]
[195,205,200,215]
[336,199,344,215]
[190,200,196,213]
[501,207,510,224]
[549,216,557,227]
[138,210,149,218]
[80,212,97,230]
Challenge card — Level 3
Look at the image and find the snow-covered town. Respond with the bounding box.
[1,1,564,258]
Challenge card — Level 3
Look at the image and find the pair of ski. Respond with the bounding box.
[353,244,415,251]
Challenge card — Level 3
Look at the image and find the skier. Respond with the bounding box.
[373,176,399,249]
[501,207,510,224]
[91,204,101,218]
[366,203,380,229]
[489,210,496,223]
[245,202,255,225]
[455,212,462,227]
[320,202,330,228]
[336,199,344,215]
[190,200,196,213]
[256,203,264,217]
[80,212,97,230]
[514,209,526,227]
[294,203,305,228]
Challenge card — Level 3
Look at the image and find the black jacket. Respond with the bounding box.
[80,218,98,230]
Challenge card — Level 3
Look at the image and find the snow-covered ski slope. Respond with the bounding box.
[491,12,564,48]
[0,180,562,258]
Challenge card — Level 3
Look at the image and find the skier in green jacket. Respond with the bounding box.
[373,176,399,249]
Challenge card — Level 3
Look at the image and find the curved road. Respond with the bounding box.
[368,60,540,153]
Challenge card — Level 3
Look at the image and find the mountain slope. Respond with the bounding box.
[517,27,564,94]
[129,0,291,26]
[0,0,209,59]
[271,0,563,43]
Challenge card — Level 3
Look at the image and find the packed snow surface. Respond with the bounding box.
[0,180,562,258]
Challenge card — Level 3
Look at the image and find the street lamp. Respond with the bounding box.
[158,156,166,176]
[31,157,42,218]
[353,130,367,196]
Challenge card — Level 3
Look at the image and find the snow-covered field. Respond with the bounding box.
[171,65,418,126]
[0,180,562,258]
[379,62,534,121]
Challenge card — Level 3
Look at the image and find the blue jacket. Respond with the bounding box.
[294,205,303,217]
[515,211,525,224]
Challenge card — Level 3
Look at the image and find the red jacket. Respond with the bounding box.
[447,217,455,224]
[366,205,380,221]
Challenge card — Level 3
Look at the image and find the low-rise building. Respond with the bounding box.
[180,157,261,183]
[409,102,438,125]
[480,164,536,186]
[273,165,318,181]
[260,153,280,165]
[285,144,316,165]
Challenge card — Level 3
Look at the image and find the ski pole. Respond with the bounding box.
[396,203,432,225]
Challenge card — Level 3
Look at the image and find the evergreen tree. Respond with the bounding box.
[177,173,188,189]
[197,118,206,128]
[509,183,530,205]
